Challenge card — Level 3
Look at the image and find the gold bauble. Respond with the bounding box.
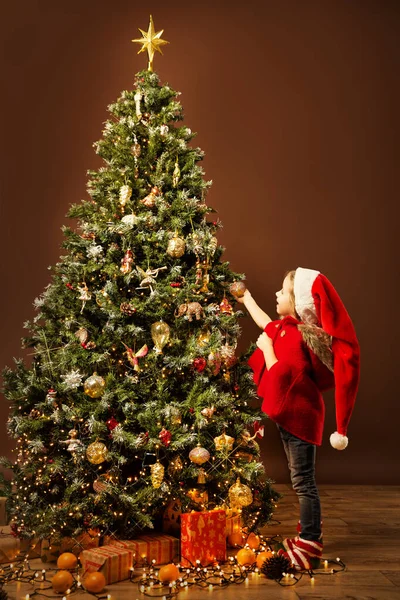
[230,281,247,298]
[197,330,211,347]
[83,373,106,398]
[229,478,253,508]
[119,185,132,207]
[151,321,170,353]
[86,441,108,464]
[189,445,210,465]
[167,234,185,258]
[150,460,164,488]
[214,432,235,452]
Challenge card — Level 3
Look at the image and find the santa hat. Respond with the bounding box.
[294,268,360,450]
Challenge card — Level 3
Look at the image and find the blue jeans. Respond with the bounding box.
[277,424,322,542]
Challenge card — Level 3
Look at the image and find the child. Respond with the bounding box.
[233,268,360,570]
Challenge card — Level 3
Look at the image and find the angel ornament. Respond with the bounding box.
[136,265,167,294]
[77,282,91,313]
[60,429,84,462]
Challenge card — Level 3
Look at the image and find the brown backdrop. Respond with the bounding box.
[1,0,399,484]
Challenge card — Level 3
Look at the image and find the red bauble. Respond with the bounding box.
[159,427,172,446]
[66,283,74,290]
[193,357,207,372]
[170,282,182,288]
[106,417,119,431]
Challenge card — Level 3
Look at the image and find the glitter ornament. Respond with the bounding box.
[106,417,119,431]
[120,249,135,274]
[197,330,211,347]
[61,370,83,390]
[151,321,170,353]
[167,456,183,476]
[159,124,169,136]
[230,281,247,298]
[121,213,139,227]
[220,344,237,368]
[167,233,185,258]
[86,441,108,464]
[131,142,141,157]
[84,373,106,398]
[119,185,132,207]
[150,460,164,488]
[207,352,222,376]
[236,548,256,566]
[158,427,172,446]
[229,478,253,508]
[214,432,235,452]
[219,297,233,314]
[172,158,180,187]
[189,445,210,465]
[120,301,137,316]
[193,357,207,372]
[74,327,89,343]
[52,570,74,593]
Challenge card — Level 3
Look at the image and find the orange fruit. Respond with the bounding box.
[52,570,74,593]
[236,548,256,566]
[57,552,78,570]
[256,550,274,570]
[227,531,245,547]
[246,532,261,550]
[84,571,106,593]
[158,563,180,583]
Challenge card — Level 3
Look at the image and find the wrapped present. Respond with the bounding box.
[180,510,226,566]
[0,497,7,526]
[106,533,179,565]
[225,513,243,537]
[0,526,41,563]
[41,531,100,562]
[80,544,134,584]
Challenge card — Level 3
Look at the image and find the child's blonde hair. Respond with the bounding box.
[285,270,300,319]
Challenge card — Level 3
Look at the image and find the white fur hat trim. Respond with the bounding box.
[330,431,348,450]
[294,267,320,324]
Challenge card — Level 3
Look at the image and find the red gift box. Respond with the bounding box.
[80,544,134,584]
[180,510,226,566]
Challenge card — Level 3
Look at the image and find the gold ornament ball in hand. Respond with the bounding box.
[230,281,247,298]
[151,321,170,353]
[167,234,185,258]
[189,445,210,465]
[86,441,108,464]
[229,477,253,508]
[84,373,106,398]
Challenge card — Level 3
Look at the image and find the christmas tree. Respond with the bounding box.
[1,17,279,543]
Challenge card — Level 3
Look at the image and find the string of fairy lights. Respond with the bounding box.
[0,531,345,599]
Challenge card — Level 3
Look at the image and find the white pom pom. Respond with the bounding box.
[330,432,348,450]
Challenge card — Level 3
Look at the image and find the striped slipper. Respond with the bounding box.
[276,537,323,571]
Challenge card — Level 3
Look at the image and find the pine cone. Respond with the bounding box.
[261,553,293,580]
[120,302,137,316]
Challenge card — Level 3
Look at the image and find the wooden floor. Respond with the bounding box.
[3,484,400,599]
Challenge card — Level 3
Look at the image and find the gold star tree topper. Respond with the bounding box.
[132,15,169,72]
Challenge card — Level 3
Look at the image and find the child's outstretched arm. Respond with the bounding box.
[236,290,272,329]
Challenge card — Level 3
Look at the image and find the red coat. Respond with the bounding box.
[248,316,335,445]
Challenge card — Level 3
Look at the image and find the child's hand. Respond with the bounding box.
[256,332,273,352]
[235,289,251,304]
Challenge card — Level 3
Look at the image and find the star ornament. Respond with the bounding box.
[132,15,169,71]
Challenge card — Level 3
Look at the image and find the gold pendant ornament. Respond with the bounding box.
[151,321,171,353]
[166,233,185,258]
[189,445,210,465]
[172,158,180,187]
[228,478,253,508]
[86,441,108,464]
[83,373,106,398]
[119,185,132,208]
[214,432,235,452]
[150,460,165,488]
